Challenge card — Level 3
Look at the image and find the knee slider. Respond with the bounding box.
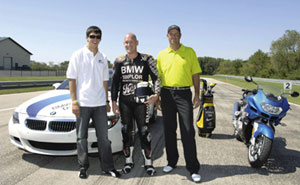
[121,124,129,143]
[121,124,128,135]
[141,126,152,159]
[141,126,151,142]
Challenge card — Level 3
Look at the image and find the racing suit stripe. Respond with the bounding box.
[145,56,161,95]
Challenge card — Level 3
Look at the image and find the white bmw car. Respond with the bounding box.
[8,72,157,156]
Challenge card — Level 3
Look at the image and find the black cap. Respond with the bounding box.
[167,25,181,33]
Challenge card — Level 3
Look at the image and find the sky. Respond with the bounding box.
[1,0,300,64]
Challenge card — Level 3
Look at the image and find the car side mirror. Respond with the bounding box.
[52,83,61,89]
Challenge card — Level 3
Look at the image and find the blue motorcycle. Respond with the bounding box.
[232,76,299,168]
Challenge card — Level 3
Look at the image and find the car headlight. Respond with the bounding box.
[108,115,119,129]
[261,103,282,115]
[13,112,20,124]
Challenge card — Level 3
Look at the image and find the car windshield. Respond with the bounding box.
[57,69,113,90]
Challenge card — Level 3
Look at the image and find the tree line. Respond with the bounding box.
[30,61,69,71]
[31,30,300,80]
[30,60,114,71]
[199,30,300,80]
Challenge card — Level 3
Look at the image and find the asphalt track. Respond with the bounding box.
[0,79,299,185]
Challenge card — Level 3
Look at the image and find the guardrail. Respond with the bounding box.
[214,74,300,86]
[0,80,63,90]
[0,70,66,77]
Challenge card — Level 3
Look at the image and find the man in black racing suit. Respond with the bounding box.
[111,33,160,176]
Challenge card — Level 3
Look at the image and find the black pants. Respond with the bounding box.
[160,87,200,173]
[119,96,152,154]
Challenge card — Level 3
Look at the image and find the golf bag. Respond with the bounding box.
[196,79,216,137]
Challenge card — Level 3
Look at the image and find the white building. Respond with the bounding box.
[0,37,32,70]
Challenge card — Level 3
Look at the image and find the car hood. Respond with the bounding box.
[15,90,73,118]
[16,90,113,119]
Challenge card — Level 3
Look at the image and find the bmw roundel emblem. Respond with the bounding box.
[50,111,56,115]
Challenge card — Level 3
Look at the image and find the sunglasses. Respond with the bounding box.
[89,35,101,39]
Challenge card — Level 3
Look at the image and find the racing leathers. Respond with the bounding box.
[111,53,160,174]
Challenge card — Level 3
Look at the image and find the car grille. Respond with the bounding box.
[49,121,76,132]
[25,119,76,132]
[26,119,47,130]
[28,140,76,151]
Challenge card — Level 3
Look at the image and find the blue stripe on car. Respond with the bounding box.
[26,94,70,117]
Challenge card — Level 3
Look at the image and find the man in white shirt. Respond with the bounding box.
[67,26,120,179]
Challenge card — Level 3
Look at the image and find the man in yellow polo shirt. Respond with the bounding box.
[156,25,202,182]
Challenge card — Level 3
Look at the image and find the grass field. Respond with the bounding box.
[205,75,300,105]
[0,76,66,95]
[1,75,299,105]
[0,86,54,95]
[0,76,66,81]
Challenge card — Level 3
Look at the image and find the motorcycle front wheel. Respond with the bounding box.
[248,134,273,168]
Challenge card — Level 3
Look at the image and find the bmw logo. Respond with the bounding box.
[50,111,56,115]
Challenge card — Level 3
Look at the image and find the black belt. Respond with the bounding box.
[163,86,190,90]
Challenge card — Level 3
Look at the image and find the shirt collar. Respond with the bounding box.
[83,45,99,56]
[167,43,184,53]
[125,52,140,62]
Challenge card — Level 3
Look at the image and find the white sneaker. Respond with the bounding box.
[163,165,174,173]
[191,173,201,182]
